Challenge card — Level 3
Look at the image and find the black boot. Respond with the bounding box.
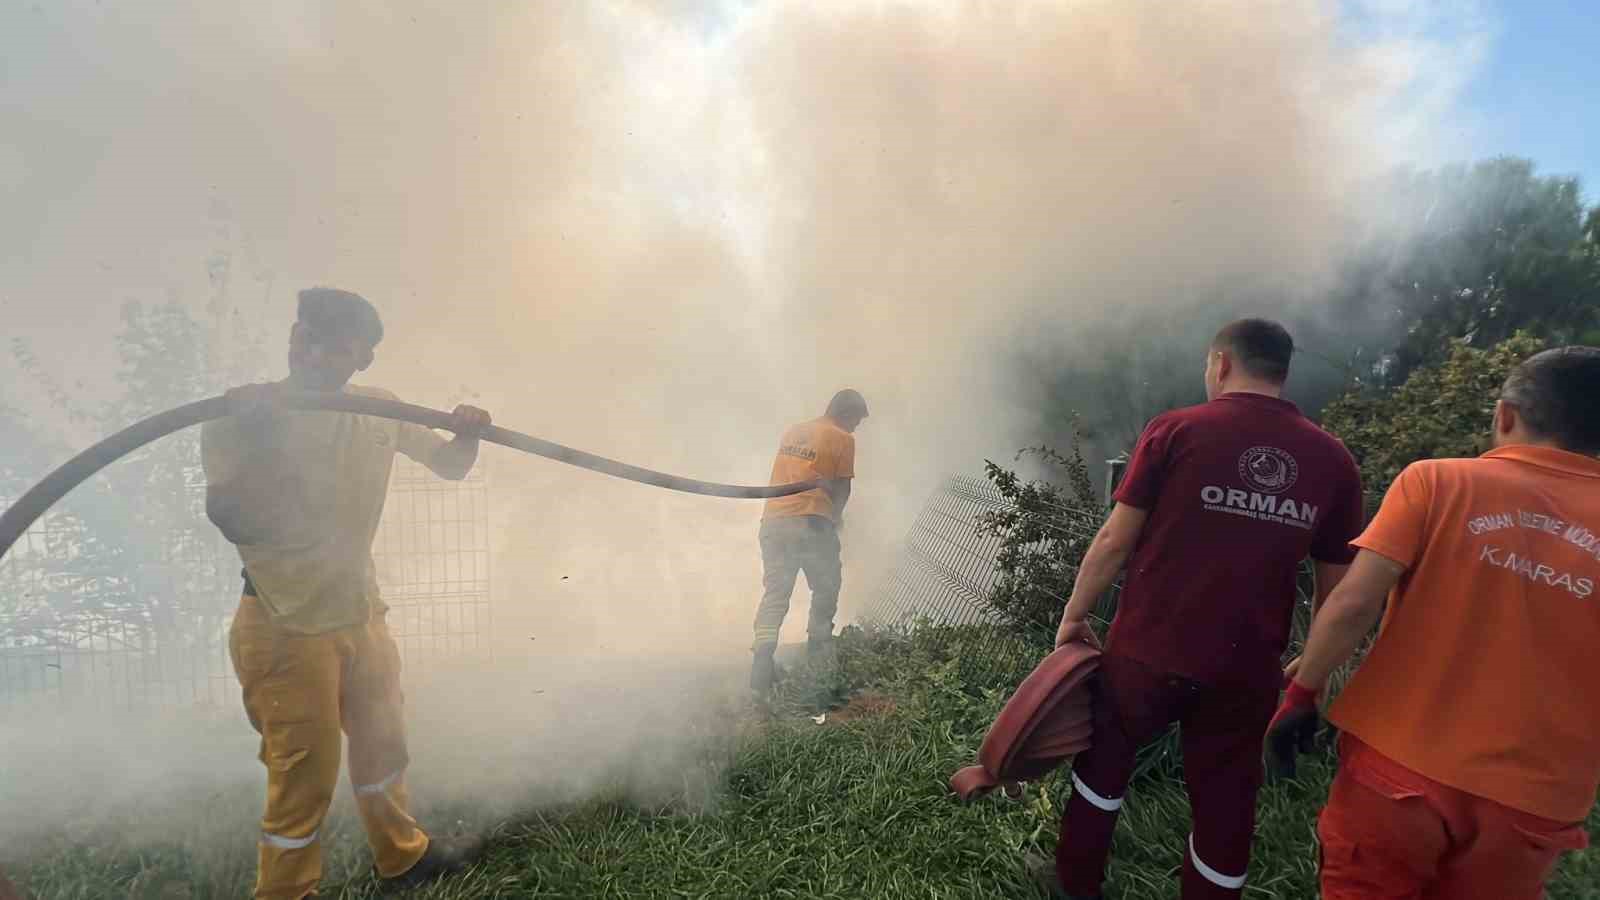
[750,649,777,698]
[379,834,485,892]
[806,635,834,659]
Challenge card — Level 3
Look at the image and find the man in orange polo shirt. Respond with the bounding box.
[749,389,867,698]
[1268,346,1600,899]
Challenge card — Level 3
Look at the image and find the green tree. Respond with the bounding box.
[1336,159,1596,385]
[1321,332,1548,496]
[1,298,266,661]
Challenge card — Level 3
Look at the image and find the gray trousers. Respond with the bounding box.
[752,516,841,653]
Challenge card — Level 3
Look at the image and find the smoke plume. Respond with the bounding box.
[0,0,1484,874]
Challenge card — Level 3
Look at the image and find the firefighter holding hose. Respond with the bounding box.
[1039,319,1365,899]
[201,288,490,899]
[749,389,868,699]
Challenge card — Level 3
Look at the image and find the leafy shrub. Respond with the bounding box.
[1322,332,1547,495]
[977,440,1104,647]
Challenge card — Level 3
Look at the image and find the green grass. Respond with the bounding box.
[10,628,1600,898]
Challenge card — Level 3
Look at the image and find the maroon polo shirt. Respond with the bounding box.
[1106,392,1363,688]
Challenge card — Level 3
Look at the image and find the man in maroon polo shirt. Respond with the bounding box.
[1037,319,1365,900]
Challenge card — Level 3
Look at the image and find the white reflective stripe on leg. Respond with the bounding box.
[1189,833,1246,890]
[354,769,404,797]
[261,829,318,850]
[1071,771,1123,812]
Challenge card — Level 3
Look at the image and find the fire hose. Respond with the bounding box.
[0,390,819,564]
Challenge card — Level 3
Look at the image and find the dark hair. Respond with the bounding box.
[297,288,384,349]
[826,389,869,420]
[1499,346,1600,455]
[1211,318,1294,384]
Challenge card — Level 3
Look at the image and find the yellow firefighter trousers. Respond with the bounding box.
[229,595,429,900]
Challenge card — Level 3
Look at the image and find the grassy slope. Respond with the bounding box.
[447,674,1597,900]
[12,631,1600,899]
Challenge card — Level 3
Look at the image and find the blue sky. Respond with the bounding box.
[693,1,1600,195]
[1461,1,1600,194]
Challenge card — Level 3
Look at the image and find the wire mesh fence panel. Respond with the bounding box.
[863,476,1006,631]
[371,455,491,679]
[0,458,238,714]
[857,475,1078,682]
[0,508,72,704]
[1,454,491,714]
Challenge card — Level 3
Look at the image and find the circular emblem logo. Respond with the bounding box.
[1238,446,1298,494]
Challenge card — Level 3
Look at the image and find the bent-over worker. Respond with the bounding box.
[1040,319,1365,899]
[749,389,867,698]
[202,288,491,900]
[1269,346,1600,899]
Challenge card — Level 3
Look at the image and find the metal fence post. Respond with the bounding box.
[1103,453,1129,508]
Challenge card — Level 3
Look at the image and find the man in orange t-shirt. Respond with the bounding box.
[1268,346,1600,899]
[749,389,867,698]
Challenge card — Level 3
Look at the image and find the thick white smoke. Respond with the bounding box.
[0,0,1486,873]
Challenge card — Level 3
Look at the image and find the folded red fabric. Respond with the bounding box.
[949,642,1101,801]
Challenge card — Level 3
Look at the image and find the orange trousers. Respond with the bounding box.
[229,595,429,900]
[1318,735,1589,900]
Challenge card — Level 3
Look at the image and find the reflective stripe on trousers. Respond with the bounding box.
[261,829,318,851]
[355,769,405,797]
[1071,771,1123,812]
[1189,833,1247,890]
